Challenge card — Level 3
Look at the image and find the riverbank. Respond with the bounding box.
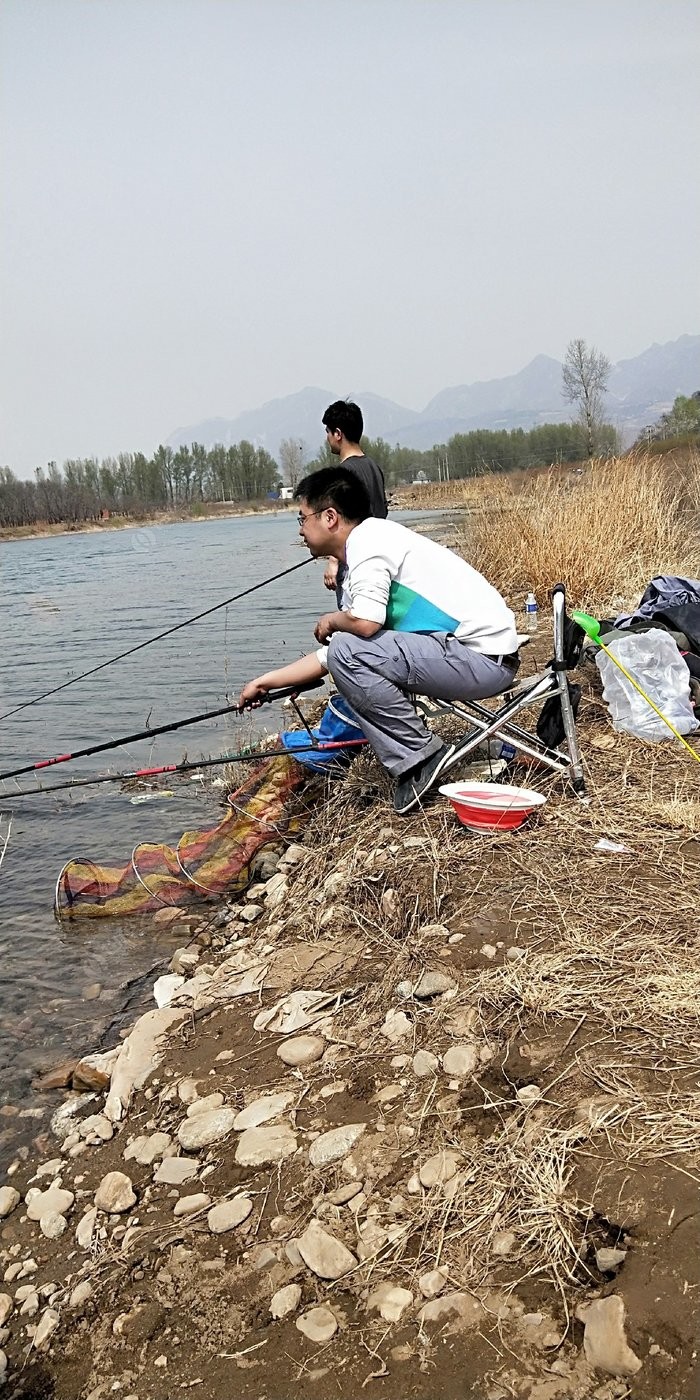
[1,643,699,1399]
[0,502,294,543]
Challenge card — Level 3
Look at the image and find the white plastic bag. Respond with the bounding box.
[595,630,697,741]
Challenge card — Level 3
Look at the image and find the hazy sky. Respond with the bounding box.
[1,0,699,476]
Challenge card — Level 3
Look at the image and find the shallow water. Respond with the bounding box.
[0,508,435,1156]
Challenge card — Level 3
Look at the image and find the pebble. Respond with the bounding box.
[0,1350,6,1382]
[481,944,498,959]
[177,1078,200,1105]
[233,1092,295,1131]
[419,1268,448,1298]
[576,1295,642,1377]
[19,1292,40,1317]
[239,904,262,922]
[177,1107,238,1150]
[173,1193,211,1218]
[516,1084,542,1106]
[68,1281,93,1310]
[327,1182,363,1206]
[506,946,526,962]
[381,1009,412,1044]
[596,1247,627,1273]
[40,1212,68,1240]
[0,1296,12,1327]
[373,1084,403,1105]
[0,1188,20,1220]
[296,1306,338,1343]
[367,1283,414,1322]
[297,1220,357,1279]
[413,971,457,999]
[277,1035,326,1067]
[418,1292,482,1330]
[235,1125,297,1167]
[186,1092,225,1119]
[124,1132,172,1165]
[153,974,185,1007]
[419,1150,460,1188]
[94,1172,136,1214]
[309,1123,366,1168]
[153,1156,200,1186]
[442,1044,478,1078]
[207,1196,253,1233]
[75,1207,97,1248]
[412,1050,439,1078]
[78,1113,114,1142]
[82,982,102,1000]
[33,1307,60,1350]
[31,1159,63,1181]
[270,1283,301,1319]
[26,1187,74,1222]
[491,1230,517,1256]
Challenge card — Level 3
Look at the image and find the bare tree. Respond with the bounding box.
[279,437,306,488]
[561,339,611,458]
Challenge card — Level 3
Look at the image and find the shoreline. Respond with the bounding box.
[0,503,298,544]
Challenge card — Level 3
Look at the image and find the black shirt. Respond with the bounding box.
[342,454,388,519]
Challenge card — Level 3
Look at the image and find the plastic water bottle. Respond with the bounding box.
[525,591,538,633]
[488,739,517,762]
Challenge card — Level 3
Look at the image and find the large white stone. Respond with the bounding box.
[233,1092,295,1131]
[276,1035,326,1067]
[153,1156,199,1186]
[419,1150,460,1189]
[367,1283,413,1322]
[442,1044,479,1078]
[173,1193,211,1218]
[0,1187,20,1220]
[309,1123,366,1168]
[39,1212,68,1240]
[0,1294,13,1326]
[234,1125,297,1168]
[418,1269,448,1299]
[296,1220,356,1280]
[296,1306,338,1343]
[94,1171,136,1214]
[412,1050,439,1078]
[270,1283,302,1319]
[124,1132,172,1165]
[105,1006,185,1123]
[26,1188,74,1222]
[186,1092,225,1119]
[413,971,457,999]
[576,1296,642,1378]
[177,1107,238,1151]
[381,1009,412,1044]
[207,1196,253,1233]
[33,1307,60,1351]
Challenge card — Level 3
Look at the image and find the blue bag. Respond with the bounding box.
[280,695,366,772]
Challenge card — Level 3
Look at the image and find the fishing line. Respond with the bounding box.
[1,556,314,723]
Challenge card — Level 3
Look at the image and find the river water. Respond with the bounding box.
[0,509,433,1160]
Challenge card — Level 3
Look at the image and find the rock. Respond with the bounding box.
[153,974,185,1008]
[40,1212,68,1240]
[381,1009,412,1044]
[31,1158,63,1181]
[412,1050,439,1078]
[413,971,457,999]
[277,1035,326,1067]
[0,1188,20,1220]
[595,1247,627,1273]
[419,1269,447,1299]
[309,1123,366,1168]
[270,1283,302,1319]
[373,1084,403,1105]
[75,1206,97,1249]
[186,1092,225,1119]
[73,1049,119,1092]
[177,1077,200,1105]
[0,1350,7,1382]
[491,1230,517,1256]
[124,1132,172,1166]
[34,1059,78,1091]
[442,1044,478,1078]
[297,1220,357,1280]
[207,1196,253,1233]
[367,1283,414,1322]
[280,841,306,865]
[177,1107,238,1151]
[173,1193,211,1218]
[153,1156,199,1186]
[418,1292,482,1330]
[235,1125,297,1168]
[105,1006,185,1123]
[26,1187,74,1221]
[78,1113,114,1142]
[0,1296,12,1326]
[576,1296,642,1377]
[50,1093,97,1140]
[233,1092,295,1131]
[19,1291,40,1317]
[481,944,498,959]
[516,1084,542,1106]
[68,1281,93,1310]
[33,1307,60,1350]
[94,1171,136,1214]
[296,1306,338,1343]
[419,1150,460,1189]
[327,1182,363,1206]
[239,904,262,922]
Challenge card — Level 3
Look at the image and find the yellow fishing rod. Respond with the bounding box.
[572,610,700,765]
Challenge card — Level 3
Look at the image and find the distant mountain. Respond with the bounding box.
[168,335,700,456]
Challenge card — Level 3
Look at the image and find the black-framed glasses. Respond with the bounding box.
[297,509,322,526]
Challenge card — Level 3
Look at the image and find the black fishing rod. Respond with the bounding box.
[0,556,314,723]
[0,682,323,784]
[0,734,368,802]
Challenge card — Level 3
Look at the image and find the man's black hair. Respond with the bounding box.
[322,399,364,443]
[294,466,371,523]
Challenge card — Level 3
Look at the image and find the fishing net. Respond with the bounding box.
[55,755,306,919]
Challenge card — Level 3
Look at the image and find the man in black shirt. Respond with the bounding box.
[321,399,388,600]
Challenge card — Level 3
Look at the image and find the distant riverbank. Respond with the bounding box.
[0,500,296,543]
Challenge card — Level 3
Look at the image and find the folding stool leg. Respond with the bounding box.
[552,585,586,793]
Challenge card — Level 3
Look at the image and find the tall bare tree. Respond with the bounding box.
[562,339,611,458]
[279,437,306,487]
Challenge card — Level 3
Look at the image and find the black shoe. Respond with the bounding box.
[393,742,457,815]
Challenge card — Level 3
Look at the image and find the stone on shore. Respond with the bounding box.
[39,1212,68,1240]
[33,1307,60,1351]
[309,1123,366,1168]
[177,1107,238,1151]
[576,1296,642,1377]
[233,1092,295,1131]
[75,1207,97,1249]
[153,1156,199,1185]
[173,1193,211,1218]
[297,1220,356,1279]
[94,1172,136,1214]
[207,1196,253,1233]
[0,1295,13,1326]
[412,1050,439,1078]
[26,1188,74,1222]
[367,1283,414,1322]
[419,1269,448,1298]
[419,1150,460,1189]
[296,1306,338,1343]
[124,1132,172,1165]
[277,1035,325,1067]
[270,1283,301,1319]
[234,1125,297,1168]
[418,1292,482,1330]
[0,1188,20,1220]
[442,1044,478,1078]
[413,971,457,999]
[186,1092,225,1119]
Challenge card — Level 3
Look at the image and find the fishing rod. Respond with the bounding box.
[0,556,314,723]
[0,735,368,802]
[0,682,324,784]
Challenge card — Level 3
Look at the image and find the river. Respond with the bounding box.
[0,509,435,1160]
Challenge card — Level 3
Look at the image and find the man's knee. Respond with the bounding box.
[327,631,358,676]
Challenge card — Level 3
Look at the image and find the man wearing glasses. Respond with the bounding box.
[321,400,387,603]
[239,467,519,815]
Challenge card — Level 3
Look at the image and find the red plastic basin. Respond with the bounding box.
[438,781,548,832]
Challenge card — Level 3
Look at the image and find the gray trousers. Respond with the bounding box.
[326,630,517,778]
